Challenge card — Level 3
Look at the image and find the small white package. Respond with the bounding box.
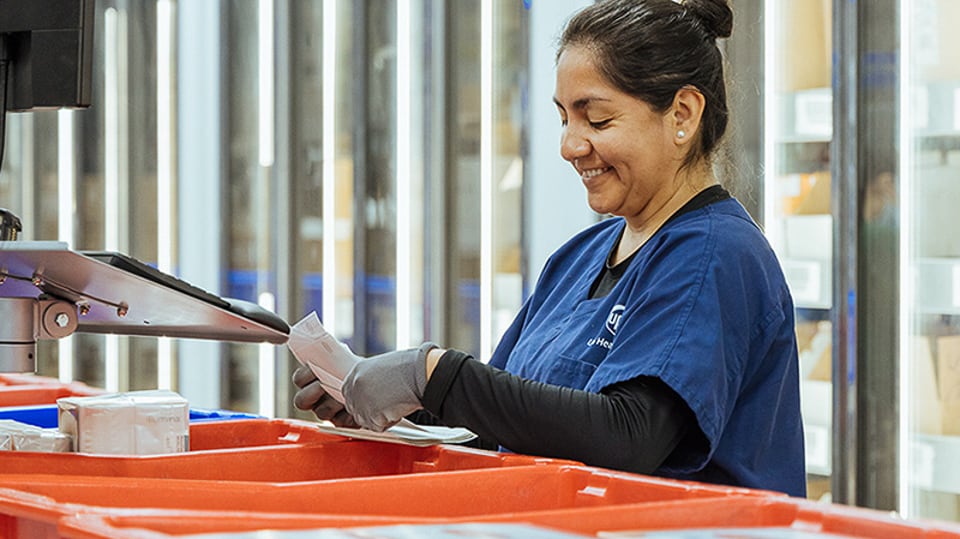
[57,389,189,455]
[0,419,72,452]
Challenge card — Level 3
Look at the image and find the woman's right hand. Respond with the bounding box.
[291,365,359,428]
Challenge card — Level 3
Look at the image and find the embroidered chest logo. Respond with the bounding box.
[588,304,625,351]
[605,304,625,335]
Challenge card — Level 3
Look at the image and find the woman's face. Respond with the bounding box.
[554,45,682,222]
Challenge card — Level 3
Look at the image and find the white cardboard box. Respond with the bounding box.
[0,420,72,452]
[58,390,189,455]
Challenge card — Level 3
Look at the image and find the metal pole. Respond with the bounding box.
[831,0,860,507]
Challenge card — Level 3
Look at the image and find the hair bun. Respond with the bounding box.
[683,0,733,39]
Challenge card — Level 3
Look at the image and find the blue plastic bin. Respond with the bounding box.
[188,407,263,422]
[0,404,261,429]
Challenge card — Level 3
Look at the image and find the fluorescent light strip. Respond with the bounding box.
[104,7,121,392]
[157,0,175,389]
[897,0,914,518]
[57,338,75,383]
[104,335,120,391]
[256,1,276,417]
[479,0,493,360]
[157,0,173,272]
[19,115,34,236]
[57,112,75,248]
[322,0,337,332]
[57,110,75,382]
[105,8,120,252]
[258,292,277,417]
[395,0,412,348]
[259,0,275,167]
[21,116,35,237]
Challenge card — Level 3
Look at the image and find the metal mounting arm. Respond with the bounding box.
[0,296,78,372]
[0,238,290,373]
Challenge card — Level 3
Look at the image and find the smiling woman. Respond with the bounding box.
[554,46,711,260]
[292,0,807,499]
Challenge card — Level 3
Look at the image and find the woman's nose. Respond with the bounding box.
[560,126,590,162]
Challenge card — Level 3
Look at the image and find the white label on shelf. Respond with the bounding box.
[784,215,833,260]
[804,424,829,473]
[952,263,960,308]
[794,88,832,138]
[783,174,802,197]
[914,85,929,130]
[783,260,822,306]
[908,440,935,490]
[954,87,960,131]
[914,0,939,65]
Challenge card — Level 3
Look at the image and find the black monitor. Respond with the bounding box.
[0,0,95,111]
[0,0,95,171]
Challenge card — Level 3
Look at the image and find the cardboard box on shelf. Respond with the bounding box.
[808,346,831,383]
[778,171,830,217]
[794,171,831,215]
[778,173,812,215]
[936,335,960,436]
[797,319,831,382]
[795,320,819,355]
[777,0,832,92]
[914,337,944,436]
[943,399,960,437]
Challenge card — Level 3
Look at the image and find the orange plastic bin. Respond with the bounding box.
[0,374,94,387]
[59,518,588,539]
[0,384,104,407]
[466,494,960,538]
[57,492,960,539]
[0,374,105,408]
[0,419,573,482]
[0,464,769,539]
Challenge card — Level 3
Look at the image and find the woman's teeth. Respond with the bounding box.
[581,167,609,179]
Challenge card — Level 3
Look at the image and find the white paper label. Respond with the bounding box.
[804,424,830,473]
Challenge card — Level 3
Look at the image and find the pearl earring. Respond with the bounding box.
[677,130,686,138]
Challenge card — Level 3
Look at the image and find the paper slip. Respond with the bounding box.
[315,420,477,447]
[287,312,478,446]
[287,311,354,402]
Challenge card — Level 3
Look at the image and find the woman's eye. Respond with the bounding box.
[589,119,611,129]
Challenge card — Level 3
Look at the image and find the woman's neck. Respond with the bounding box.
[613,170,716,265]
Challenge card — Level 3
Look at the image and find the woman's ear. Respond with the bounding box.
[671,86,706,145]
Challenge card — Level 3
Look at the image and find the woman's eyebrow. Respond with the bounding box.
[553,96,611,111]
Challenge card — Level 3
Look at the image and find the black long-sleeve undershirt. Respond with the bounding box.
[407,187,728,473]
[413,349,697,474]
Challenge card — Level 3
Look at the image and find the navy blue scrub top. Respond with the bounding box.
[489,197,806,497]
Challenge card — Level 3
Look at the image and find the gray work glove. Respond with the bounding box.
[291,365,359,428]
[341,342,438,432]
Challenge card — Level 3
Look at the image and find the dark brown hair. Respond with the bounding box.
[558,0,733,169]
